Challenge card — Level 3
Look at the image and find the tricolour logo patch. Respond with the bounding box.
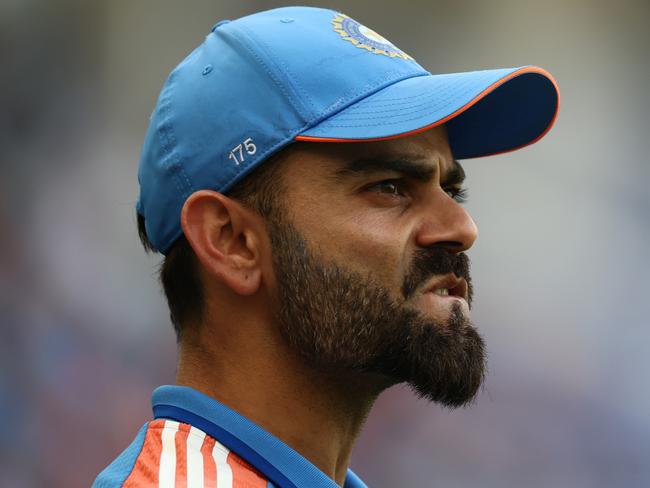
[332,13,413,61]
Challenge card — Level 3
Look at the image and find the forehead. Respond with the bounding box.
[281,125,455,177]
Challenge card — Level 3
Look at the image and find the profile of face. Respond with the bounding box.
[265,126,485,408]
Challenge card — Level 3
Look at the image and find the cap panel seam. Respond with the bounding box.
[304,71,429,129]
[239,24,319,120]
[232,24,314,122]
[329,76,477,113]
[157,71,195,202]
[318,80,479,124]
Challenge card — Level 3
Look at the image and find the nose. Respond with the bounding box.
[415,190,478,252]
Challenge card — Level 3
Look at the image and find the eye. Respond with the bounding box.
[445,187,469,203]
[368,180,406,197]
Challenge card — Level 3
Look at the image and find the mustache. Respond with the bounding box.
[402,248,473,305]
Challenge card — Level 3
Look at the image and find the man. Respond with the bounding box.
[94,6,559,488]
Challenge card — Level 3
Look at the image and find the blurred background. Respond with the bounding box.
[1,0,649,486]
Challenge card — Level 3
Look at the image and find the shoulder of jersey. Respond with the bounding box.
[92,419,273,487]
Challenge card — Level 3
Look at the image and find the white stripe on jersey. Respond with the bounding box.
[158,420,179,488]
[186,426,206,488]
[212,441,233,488]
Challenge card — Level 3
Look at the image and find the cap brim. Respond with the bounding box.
[296,66,559,160]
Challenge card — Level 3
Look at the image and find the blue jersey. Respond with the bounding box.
[93,385,368,488]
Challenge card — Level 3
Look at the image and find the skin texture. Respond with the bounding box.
[177,125,480,486]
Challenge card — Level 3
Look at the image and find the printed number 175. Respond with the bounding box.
[228,138,257,165]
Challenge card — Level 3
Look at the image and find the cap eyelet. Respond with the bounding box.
[202,64,213,76]
[211,20,231,32]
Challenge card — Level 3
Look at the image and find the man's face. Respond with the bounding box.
[265,126,485,408]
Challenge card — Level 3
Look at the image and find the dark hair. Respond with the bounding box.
[137,146,295,339]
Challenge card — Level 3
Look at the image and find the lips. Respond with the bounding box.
[423,274,468,301]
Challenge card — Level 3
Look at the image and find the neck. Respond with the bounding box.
[176,316,385,486]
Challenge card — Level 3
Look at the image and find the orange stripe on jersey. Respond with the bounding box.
[201,436,217,488]
[227,451,267,488]
[174,423,191,488]
[123,419,165,487]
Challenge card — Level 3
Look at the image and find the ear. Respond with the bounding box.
[180,190,263,295]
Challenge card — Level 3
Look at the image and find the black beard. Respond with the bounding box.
[268,216,486,408]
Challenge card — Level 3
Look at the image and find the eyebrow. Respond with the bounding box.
[442,160,466,187]
[333,154,466,186]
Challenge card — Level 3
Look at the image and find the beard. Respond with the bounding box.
[267,216,486,408]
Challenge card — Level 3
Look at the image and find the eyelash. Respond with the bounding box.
[369,180,469,204]
[446,187,469,204]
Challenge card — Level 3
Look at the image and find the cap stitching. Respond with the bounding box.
[238,24,319,120]
[323,87,481,122]
[307,71,429,128]
[353,69,513,103]
[156,105,184,199]
[326,78,477,118]
[331,76,478,114]
[232,25,308,122]
[158,72,194,199]
[314,76,506,128]
[343,70,528,113]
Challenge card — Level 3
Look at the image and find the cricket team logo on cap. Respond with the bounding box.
[332,13,414,61]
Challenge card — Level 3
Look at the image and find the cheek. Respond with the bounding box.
[305,208,412,291]
[284,176,414,291]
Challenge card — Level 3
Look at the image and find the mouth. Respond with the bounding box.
[423,274,468,302]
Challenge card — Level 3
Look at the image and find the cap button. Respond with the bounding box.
[280,18,294,23]
[211,19,231,32]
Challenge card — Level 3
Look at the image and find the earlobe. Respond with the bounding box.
[181,190,263,295]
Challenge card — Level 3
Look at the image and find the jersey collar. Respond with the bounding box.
[152,385,367,488]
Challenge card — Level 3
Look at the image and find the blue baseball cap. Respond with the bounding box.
[137,6,560,254]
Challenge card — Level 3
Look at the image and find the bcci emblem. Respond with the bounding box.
[332,13,414,61]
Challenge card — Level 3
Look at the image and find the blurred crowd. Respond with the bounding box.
[1,1,649,487]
